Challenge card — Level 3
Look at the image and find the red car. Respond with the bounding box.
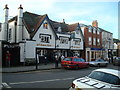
[61,57,89,69]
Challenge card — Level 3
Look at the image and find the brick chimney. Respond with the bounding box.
[16,4,23,43]
[63,19,65,23]
[92,20,98,28]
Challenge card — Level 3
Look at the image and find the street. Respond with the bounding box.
[2,64,120,89]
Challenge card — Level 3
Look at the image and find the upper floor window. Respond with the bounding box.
[57,27,62,32]
[93,38,96,45]
[43,22,48,29]
[89,26,92,33]
[88,37,92,45]
[60,37,69,44]
[76,27,79,34]
[93,28,96,34]
[97,38,100,46]
[74,39,81,45]
[97,30,100,35]
[8,28,12,41]
[39,34,51,43]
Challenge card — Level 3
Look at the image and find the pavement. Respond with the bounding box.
[2,63,61,73]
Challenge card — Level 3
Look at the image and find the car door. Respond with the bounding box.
[80,58,86,67]
[73,58,83,68]
[99,59,106,66]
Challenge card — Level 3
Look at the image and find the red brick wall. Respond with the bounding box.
[84,27,102,49]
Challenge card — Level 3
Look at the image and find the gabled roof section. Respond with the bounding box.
[24,12,58,39]
[113,38,120,43]
[67,23,79,32]
[23,11,46,36]
[8,11,58,39]
[68,23,85,41]
[50,20,69,32]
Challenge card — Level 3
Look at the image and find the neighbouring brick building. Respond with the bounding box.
[81,20,105,62]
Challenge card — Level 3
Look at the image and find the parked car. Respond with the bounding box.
[61,57,89,69]
[113,57,120,66]
[89,59,108,67]
[70,69,120,90]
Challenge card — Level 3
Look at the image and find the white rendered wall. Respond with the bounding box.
[56,33,70,49]
[25,41,36,58]
[33,19,56,49]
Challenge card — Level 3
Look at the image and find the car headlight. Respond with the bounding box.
[71,83,83,90]
[71,83,75,88]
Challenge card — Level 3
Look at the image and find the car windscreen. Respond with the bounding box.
[63,58,72,61]
[88,71,120,85]
[73,58,85,62]
[95,59,104,62]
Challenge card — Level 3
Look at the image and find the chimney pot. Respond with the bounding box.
[4,4,9,9]
[63,19,65,23]
[18,4,23,9]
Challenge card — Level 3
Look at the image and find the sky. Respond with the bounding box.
[0,0,119,39]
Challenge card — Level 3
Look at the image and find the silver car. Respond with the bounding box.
[89,59,108,67]
[70,69,120,90]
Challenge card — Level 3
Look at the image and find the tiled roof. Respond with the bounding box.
[23,11,47,38]
[8,11,58,39]
[67,23,79,32]
[50,20,69,32]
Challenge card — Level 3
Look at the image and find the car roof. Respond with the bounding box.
[93,69,120,78]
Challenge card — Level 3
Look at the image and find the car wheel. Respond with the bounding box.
[97,63,100,67]
[105,63,108,67]
[87,64,89,68]
[75,65,79,70]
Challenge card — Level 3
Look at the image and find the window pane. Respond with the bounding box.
[88,71,120,85]
[63,58,72,61]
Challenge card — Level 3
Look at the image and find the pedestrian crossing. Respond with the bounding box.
[2,82,11,88]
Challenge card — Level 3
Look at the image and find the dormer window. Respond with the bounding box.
[76,27,79,34]
[43,22,48,29]
[58,27,62,32]
[74,39,81,45]
[39,34,51,43]
[60,36,69,44]
[93,27,96,34]
[89,26,92,32]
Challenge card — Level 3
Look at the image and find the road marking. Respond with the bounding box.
[9,77,74,85]
[2,83,11,88]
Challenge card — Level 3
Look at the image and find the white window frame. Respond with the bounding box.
[8,28,12,41]
[40,35,50,43]
[97,38,100,46]
[76,27,79,34]
[88,37,92,45]
[60,37,68,44]
[43,22,48,29]
[93,38,96,45]
[93,28,96,34]
[97,30,100,35]
[89,26,92,32]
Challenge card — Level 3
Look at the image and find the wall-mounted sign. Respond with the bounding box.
[73,46,80,48]
[37,44,52,47]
